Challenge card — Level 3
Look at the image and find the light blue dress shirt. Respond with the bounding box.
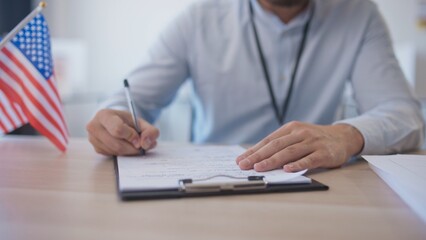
[102,0,425,154]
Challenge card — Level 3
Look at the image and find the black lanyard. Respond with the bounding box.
[249,1,314,125]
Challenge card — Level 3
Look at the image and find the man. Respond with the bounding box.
[86,0,424,172]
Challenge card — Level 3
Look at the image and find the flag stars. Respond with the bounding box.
[12,14,53,79]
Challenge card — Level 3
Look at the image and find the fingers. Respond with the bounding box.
[236,130,288,165]
[236,122,295,164]
[239,139,309,171]
[236,122,304,171]
[283,152,324,172]
[99,113,141,148]
[87,119,140,156]
[138,119,160,150]
[255,142,313,171]
[114,110,160,150]
[87,109,160,156]
[101,109,160,150]
[236,121,351,173]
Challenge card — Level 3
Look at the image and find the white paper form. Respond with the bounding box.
[117,143,310,191]
[363,154,426,224]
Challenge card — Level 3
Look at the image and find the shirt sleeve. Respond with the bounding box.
[336,3,425,154]
[99,6,193,123]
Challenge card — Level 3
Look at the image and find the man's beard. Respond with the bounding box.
[266,0,309,7]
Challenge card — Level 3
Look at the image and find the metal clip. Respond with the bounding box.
[178,175,266,193]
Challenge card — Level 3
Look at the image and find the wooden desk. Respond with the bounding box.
[0,136,425,240]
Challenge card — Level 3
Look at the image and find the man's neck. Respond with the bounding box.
[257,0,310,24]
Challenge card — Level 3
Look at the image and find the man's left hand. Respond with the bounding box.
[236,121,364,172]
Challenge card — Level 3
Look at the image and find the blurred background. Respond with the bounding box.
[1,0,426,144]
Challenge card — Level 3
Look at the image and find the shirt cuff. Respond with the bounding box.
[334,115,386,155]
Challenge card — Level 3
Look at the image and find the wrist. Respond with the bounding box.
[334,124,365,157]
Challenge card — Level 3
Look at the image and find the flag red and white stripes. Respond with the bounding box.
[0,89,27,133]
[0,14,68,151]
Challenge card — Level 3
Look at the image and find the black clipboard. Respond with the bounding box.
[114,158,328,201]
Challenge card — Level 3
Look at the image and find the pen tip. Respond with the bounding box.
[123,79,129,87]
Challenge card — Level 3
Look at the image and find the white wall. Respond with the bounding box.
[40,0,195,139]
[372,0,419,44]
[42,0,195,94]
[372,0,426,97]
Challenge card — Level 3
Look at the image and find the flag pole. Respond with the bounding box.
[0,2,47,49]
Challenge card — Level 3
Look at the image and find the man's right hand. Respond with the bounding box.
[86,109,160,156]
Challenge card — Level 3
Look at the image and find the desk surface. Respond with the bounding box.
[0,136,425,240]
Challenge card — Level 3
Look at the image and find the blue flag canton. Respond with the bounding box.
[11,14,53,80]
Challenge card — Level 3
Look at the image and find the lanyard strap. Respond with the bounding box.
[249,1,314,125]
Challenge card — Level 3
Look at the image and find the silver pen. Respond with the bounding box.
[123,79,145,155]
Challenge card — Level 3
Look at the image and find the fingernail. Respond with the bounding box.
[143,138,152,149]
[239,159,251,168]
[284,164,294,172]
[132,138,140,148]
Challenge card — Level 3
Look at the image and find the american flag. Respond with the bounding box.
[0,13,68,151]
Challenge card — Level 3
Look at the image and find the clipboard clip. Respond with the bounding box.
[178,175,267,193]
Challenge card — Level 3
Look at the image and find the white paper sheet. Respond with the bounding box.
[117,143,310,191]
[363,154,426,224]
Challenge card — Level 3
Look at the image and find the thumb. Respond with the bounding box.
[138,118,160,150]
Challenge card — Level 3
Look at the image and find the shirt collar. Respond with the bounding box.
[250,0,312,34]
